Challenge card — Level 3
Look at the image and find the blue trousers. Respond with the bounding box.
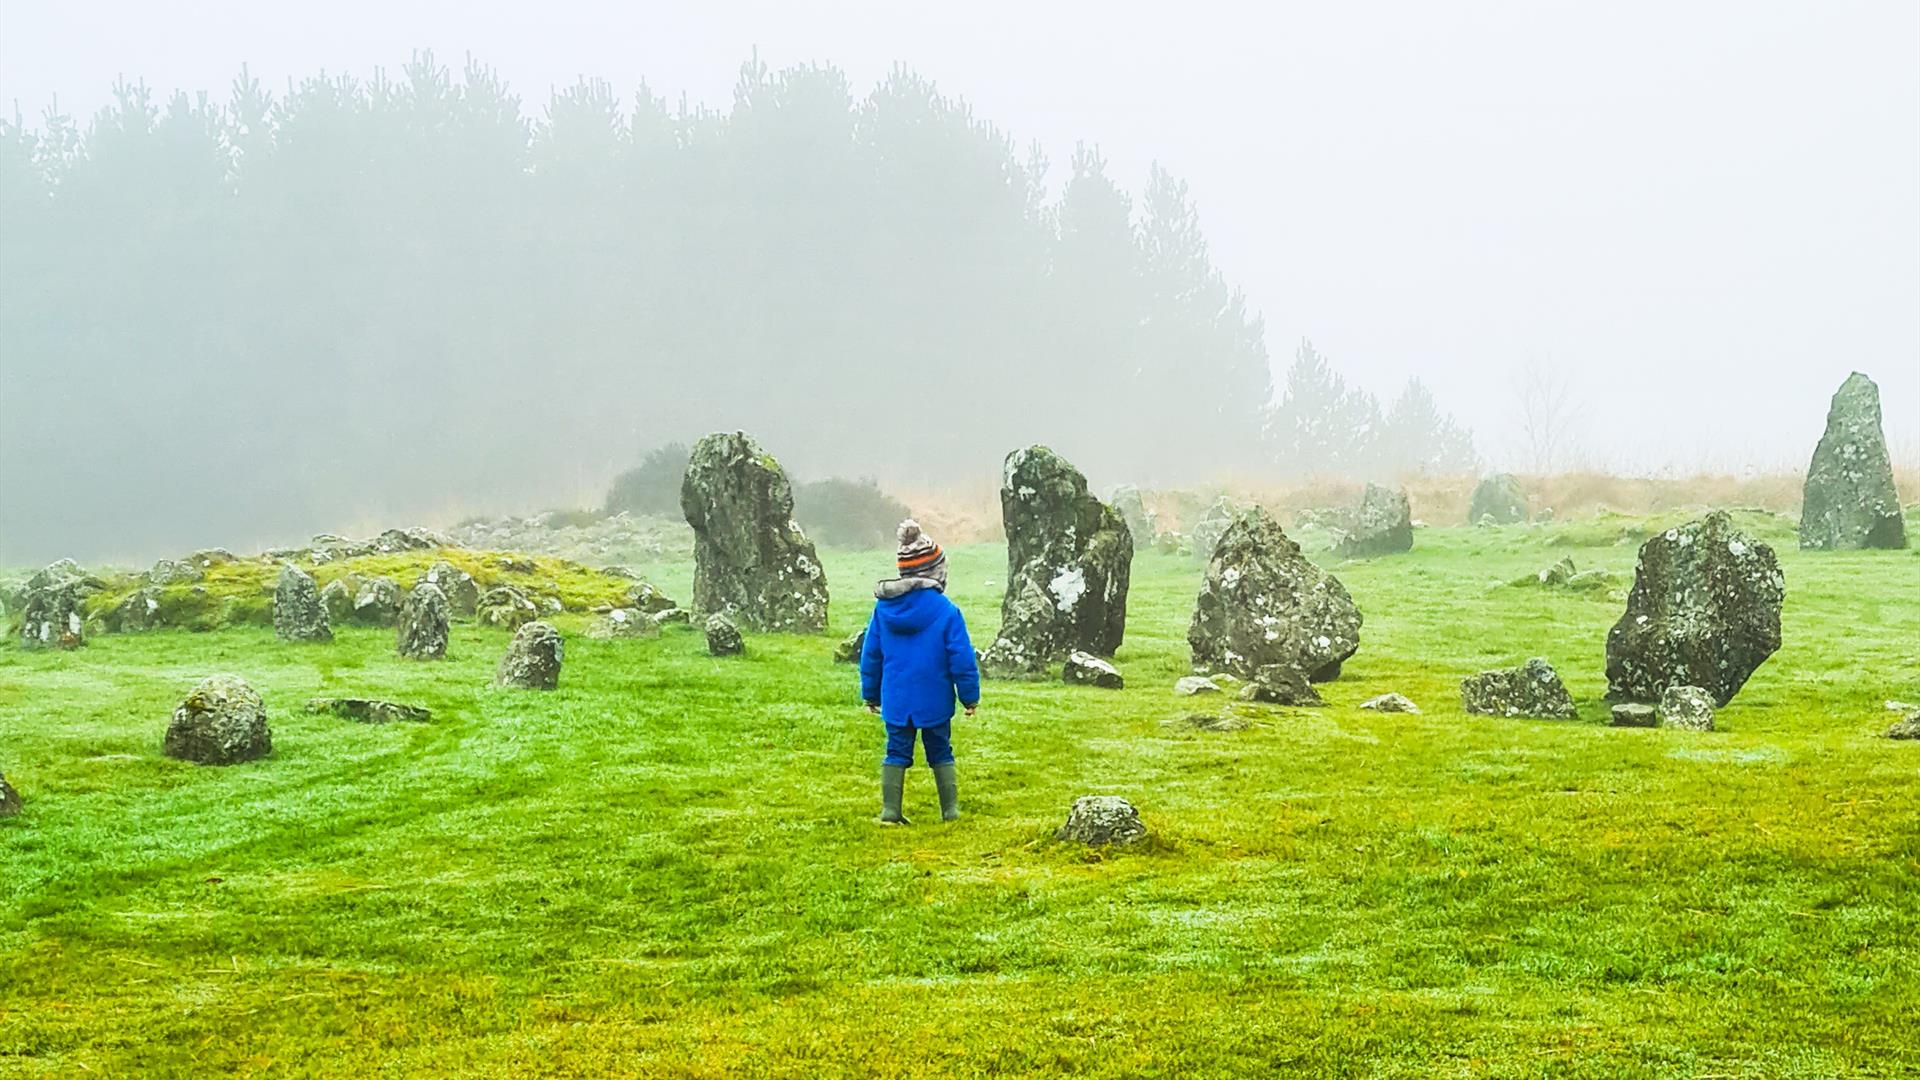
[883,722,954,767]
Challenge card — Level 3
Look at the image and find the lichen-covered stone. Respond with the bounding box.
[1610,703,1657,727]
[16,560,102,650]
[476,585,539,630]
[164,674,271,765]
[1538,557,1577,587]
[1188,505,1361,684]
[320,578,357,623]
[1800,372,1907,550]
[1188,496,1241,560]
[306,697,431,724]
[396,583,450,659]
[587,608,658,639]
[0,774,20,817]
[649,607,692,629]
[680,431,829,633]
[1332,484,1414,558]
[1174,676,1222,697]
[1885,708,1920,740]
[978,446,1133,678]
[834,628,866,664]
[1462,658,1577,719]
[1359,692,1420,714]
[1108,485,1158,547]
[1606,511,1783,706]
[496,621,564,690]
[1236,666,1324,706]
[1063,651,1124,689]
[1469,474,1528,525]
[705,613,745,657]
[1656,685,1716,731]
[351,576,403,626]
[102,586,166,632]
[623,581,679,615]
[1166,712,1251,733]
[419,561,480,617]
[1056,795,1148,846]
[147,558,203,585]
[273,564,332,642]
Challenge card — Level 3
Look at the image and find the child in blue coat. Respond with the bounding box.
[860,520,980,824]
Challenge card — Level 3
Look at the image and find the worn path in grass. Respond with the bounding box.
[2,517,1917,1077]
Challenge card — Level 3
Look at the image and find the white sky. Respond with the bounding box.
[4,0,1916,473]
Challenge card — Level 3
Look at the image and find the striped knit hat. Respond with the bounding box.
[896,519,946,580]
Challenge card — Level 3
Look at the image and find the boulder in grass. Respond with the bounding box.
[496,621,564,690]
[320,578,358,623]
[418,562,480,617]
[1461,658,1577,720]
[16,560,102,650]
[1799,372,1907,551]
[587,608,658,640]
[623,581,679,615]
[1468,474,1528,525]
[306,697,432,724]
[1610,703,1657,728]
[1332,483,1414,558]
[834,628,866,664]
[396,583,451,659]
[1885,707,1920,740]
[273,564,333,643]
[649,607,692,630]
[1166,712,1252,733]
[164,675,271,765]
[0,774,20,817]
[476,585,539,630]
[705,613,745,657]
[1359,692,1420,714]
[1656,685,1716,731]
[351,576,403,626]
[1056,795,1148,847]
[1174,676,1222,697]
[1236,666,1324,706]
[1189,505,1361,684]
[1062,651,1124,689]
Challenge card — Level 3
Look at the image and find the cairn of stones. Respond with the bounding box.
[1800,372,1907,550]
[396,583,451,659]
[497,621,564,690]
[1333,483,1414,558]
[272,564,332,642]
[1469,474,1528,525]
[977,446,1133,678]
[163,674,272,765]
[680,431,829,633]
[1188,505,1361,686]
[1606,511,1783,706]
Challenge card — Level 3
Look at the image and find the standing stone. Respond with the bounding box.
[1610,703,1657,728]
[705,613,745,657]
[496,621,563,690]
[0,774,20,817]
[1469,474,1529,525]
[320,577,358,623]
[834,628,866,664]
[1606,511,1784,706]
[351,576,403,626]
[1062,651,1124,689]
[476,585,539,630]
[1056,796,1148,847]
[1656,685,1716,731]
[1461,658,1578,719]
[102,587,166,632]
[1188,496,1241,560]
[1188,505,1361,683]
[978,446,1133,677]
[1800,372,1907,550]
[1108,485,1158,547]
[1333,483,1414,558]
[163,674,272,765]
[680,431,829,633]
[16,560,101,650]
[396,583,451,659]
[273,564,332,642]
[419,561,480,617]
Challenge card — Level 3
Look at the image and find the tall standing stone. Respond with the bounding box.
[1189,506,1361,682]
[1800,372,1907,550]
[273,564,333,642]
[16,560,101,650]
[680,431,829,633]
[1606,511,1784,706]
[496,621,564,690]
[163,674,272,765]
[396,583,451,659]
[1468,474,1528,525]
[978,446,1133,677]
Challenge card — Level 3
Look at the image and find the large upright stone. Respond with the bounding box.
[1469,474,1528,525]
[1188,506,1361,683]
[163,675,271,765]
[1333,483,1414,558]
[1606,511,1783,706]
[273,564,332,642]
[978,446,1133,677]
[497,621,564,690]
[1800,372,1907,550]
[680,432,829,633]
[16,560,102,650]
[396,583,451,659]
[1108,485,1158,547]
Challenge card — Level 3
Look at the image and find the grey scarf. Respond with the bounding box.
[875,573,945,600]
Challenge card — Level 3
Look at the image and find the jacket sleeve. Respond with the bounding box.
[859,609,883,705]
[946,609,981,707]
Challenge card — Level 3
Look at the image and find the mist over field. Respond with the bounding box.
[1,1,1915,565]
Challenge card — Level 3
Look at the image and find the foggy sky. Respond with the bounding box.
[3,0,1917,473]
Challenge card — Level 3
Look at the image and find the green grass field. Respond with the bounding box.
[3,517,1917,1078]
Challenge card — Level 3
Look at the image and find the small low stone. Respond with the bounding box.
[587,608,658,639]
[1461,657,1577,719]
[1657,685,1716,731]
[1174,675,1222,696]
[1884,710,1920,740]
[1610,703,1657,728]
[1237,666,1324,706]
[1056,795,1148,847]
[0,774,20,817]
[1165,712,1251,733]
[649,607,692,629]
[306,697,432,724]
[1359,692,1420,714]
[164,674,271,765]
[476,585,539,630]
[706,614,745,657]
[834,628,866,664]
[1063,651,1124,689]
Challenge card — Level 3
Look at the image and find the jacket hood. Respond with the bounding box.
[873,586,948,635]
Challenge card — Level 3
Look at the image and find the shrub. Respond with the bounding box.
[793,478,912,550]
[604,443,691,517]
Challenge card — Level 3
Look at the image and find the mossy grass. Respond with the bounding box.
[3,520,1916,1077]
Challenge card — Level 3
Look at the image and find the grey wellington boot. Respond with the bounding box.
[879,764,910,824]
[931,763,960,822]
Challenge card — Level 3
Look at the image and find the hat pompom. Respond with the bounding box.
[898,519,923,545]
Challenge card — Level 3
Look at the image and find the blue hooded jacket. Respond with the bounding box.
[860,588,981,728]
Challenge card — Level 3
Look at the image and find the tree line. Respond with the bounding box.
[0,53,1472,562]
